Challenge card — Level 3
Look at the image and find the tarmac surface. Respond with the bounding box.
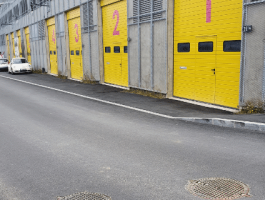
[0,73,265,200]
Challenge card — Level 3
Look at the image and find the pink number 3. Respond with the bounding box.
[75,24,79,42]
[113,10,120,36]
[52,29,56,44]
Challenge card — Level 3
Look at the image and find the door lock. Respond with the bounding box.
[211,69,215,74]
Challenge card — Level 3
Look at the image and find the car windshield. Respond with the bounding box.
[13,59,28,64]
[0,59,8,64]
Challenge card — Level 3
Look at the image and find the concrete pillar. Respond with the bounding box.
[167,0,174,98]
[45,20,51,73]
[64,12,71,78]
[97,0,104,84]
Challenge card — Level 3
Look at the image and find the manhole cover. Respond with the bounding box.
[185,177,250,200]
[57,192,111,200]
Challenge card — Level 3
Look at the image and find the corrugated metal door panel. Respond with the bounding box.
[102,0,128,87]
[194,36,216,104]
[48,23,58,75]
[174,0,242,108]
[68,14,83,80]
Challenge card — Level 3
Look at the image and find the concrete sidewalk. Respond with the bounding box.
[1,72,265,132]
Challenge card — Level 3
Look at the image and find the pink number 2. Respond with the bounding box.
[113,10,120,36]
[75,24,79,42]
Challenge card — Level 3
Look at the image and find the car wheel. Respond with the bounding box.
[11,68,14,75]
[8,68,10,74]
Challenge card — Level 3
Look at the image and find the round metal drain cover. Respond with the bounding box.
[185,177,250,200]
[57,192,111,200]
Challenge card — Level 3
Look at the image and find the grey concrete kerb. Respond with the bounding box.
[179,117,265,132]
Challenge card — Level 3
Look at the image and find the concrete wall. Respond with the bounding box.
[81,1,100,81]
[243,2,265,104]
[127,0,167,93]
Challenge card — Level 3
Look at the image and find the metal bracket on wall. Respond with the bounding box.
[30,1,50,13]
[243,25,252,33]
[1,23,12,26]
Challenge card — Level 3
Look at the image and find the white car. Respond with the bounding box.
[0,58,9,72]
[8,58,32,74]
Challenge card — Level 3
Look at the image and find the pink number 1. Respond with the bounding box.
[113,10,120,36]
[206,0,211,23]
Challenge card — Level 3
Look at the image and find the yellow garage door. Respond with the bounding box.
[6,35,10,61]
[67,8,83,80]
[25,27,31,63]
[174,0,242,108]
[11,32,15,57]
[101,0,128,87]
[47,17,58,75]
[17,30,22,57]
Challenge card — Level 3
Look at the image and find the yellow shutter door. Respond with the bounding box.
[6,35,10,61]
[47,17,58,75]
[67,8,83,80]
[17,30,22,57]
[102,0,128,87]
[25,27,31,64]
[174,0,242,108]
[11,33,15,57]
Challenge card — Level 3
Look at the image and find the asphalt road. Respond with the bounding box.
[0,75,265,200]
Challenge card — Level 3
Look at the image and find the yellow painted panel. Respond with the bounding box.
[102,0,128,87]
[47,17,55,26]
[25,27,31,63]
[101,0,121,7]
[47,24,58,75]
[174,0,242,108]
[67,7,80,20]
[17,30,22,57]
[11,33,15,57]
[68,16,83,80]
[25,27,29,34]
[6,35,10,61]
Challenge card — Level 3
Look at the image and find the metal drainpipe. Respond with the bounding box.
[138,0,141,88]
[88,1,93,79]
[239,2,247,105]
[150,0,154,90]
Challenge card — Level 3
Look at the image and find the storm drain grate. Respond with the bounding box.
[185,177,250,200]
[57,192,111,200]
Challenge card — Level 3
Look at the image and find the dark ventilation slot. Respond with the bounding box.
[178,43,190,52]
[105,47,111,53]
[114,46,120,53]
[198,42,213,52]
[124,46,128,53]
[223,40,241,52]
